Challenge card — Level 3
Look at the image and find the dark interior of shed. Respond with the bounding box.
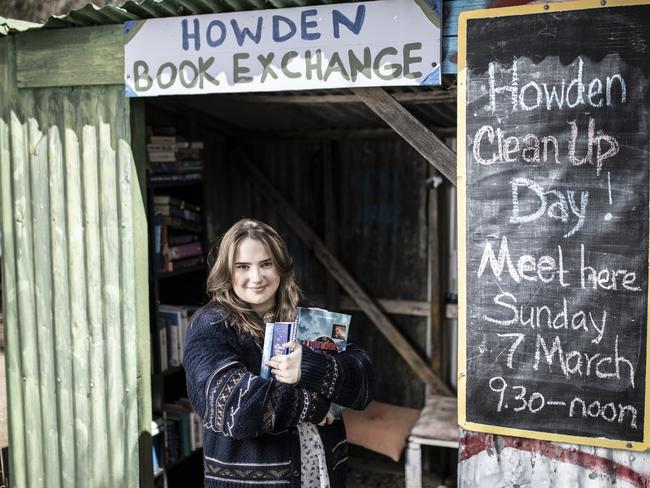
[143,87,458,487]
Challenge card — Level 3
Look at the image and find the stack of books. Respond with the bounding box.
[153,195,203,274]
[152,399,203,470]
[260,307,351,418]
[156,305,198,372]
[146,126,204,184]
[163,399,204,465]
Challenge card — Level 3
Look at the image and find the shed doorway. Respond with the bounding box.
[139,88,458,487]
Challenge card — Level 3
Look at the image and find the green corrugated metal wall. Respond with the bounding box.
[0,35,150,488]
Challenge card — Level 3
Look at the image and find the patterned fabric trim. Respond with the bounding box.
[205,455,290,467]
[298,389,311,423]
[305,391,322,422]
[205,474,290,485]
[332,456,348,471]
[331,439,347,453]
[205,456,292,484]
[204,366,247,434]
[321,355,339,398]
[225,372,254,437]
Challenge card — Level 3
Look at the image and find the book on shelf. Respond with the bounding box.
[157,305,199,370]
[260,307,351,417]
[149,135,176,145]
[157,215,201,234]
[164,399,203,462]
[155,301,169,372]
[168,233,199,246]
[153,195,201,212]
[152,417,165,474]
[148,151,176,163]
[168,241,203,261]
[149,172,202,184]
[155,204,201,223]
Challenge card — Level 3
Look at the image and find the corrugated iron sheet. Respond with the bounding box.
[0,38,142,487]
[0,17,40,36]
[155,91,456,132]
[458,429,650,488]
[41,0,366,29]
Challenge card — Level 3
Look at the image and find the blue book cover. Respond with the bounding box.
[260,322,296,379]
[295,307,351,353]
[296,307,352,419]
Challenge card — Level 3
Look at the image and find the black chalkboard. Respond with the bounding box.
[459,2,650,449]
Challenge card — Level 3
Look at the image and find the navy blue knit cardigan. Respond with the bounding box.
[183,305,374,487]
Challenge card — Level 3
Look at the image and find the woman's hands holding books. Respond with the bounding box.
[266,341,302,384]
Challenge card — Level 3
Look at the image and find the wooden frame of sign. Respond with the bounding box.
[457,0,650,450]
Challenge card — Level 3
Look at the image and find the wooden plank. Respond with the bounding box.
[239,153,451,395]
[228,90,457,105]
[352,87,457,184]
[339,297,432,317]
[15,25,123,88]
[254,126,457,140]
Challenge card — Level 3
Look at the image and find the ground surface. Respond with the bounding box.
[347,457,448,488]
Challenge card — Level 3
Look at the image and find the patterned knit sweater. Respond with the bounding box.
[183,306,374,487]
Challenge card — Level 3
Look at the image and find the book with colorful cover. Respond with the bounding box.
[295,307,350,353]
[259,308,351,418]
[260,322,295,379]
[295,307,351,419]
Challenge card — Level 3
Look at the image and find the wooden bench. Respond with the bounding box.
[405,395,459,488]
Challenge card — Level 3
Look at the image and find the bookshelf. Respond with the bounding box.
[146,125,206,488]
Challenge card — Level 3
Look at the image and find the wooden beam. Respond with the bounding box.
[352,87,457,184]
[225,90,456,105]
[15,25,123,88]
[238,153,451,395]
[252,126,456,140]
[339,297,431,317]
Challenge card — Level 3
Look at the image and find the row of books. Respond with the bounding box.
[157,305,199,373]
[152,398,204,472]
[153,195,204,274]
[147,127,204,184]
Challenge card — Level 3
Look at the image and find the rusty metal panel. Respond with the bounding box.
[0,36,147,488]
[458,429,650,487]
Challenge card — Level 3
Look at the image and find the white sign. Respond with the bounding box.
[124,0,441,97]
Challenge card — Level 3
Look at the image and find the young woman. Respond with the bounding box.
[183,219,374,487]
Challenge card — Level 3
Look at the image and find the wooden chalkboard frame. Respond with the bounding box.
[457,0,650,451]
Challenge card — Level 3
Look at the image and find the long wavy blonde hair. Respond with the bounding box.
[207,219,303,339]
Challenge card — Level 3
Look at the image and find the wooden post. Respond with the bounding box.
[427,172,443,381]
[238,152,451,395]
[352,87,457,184]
